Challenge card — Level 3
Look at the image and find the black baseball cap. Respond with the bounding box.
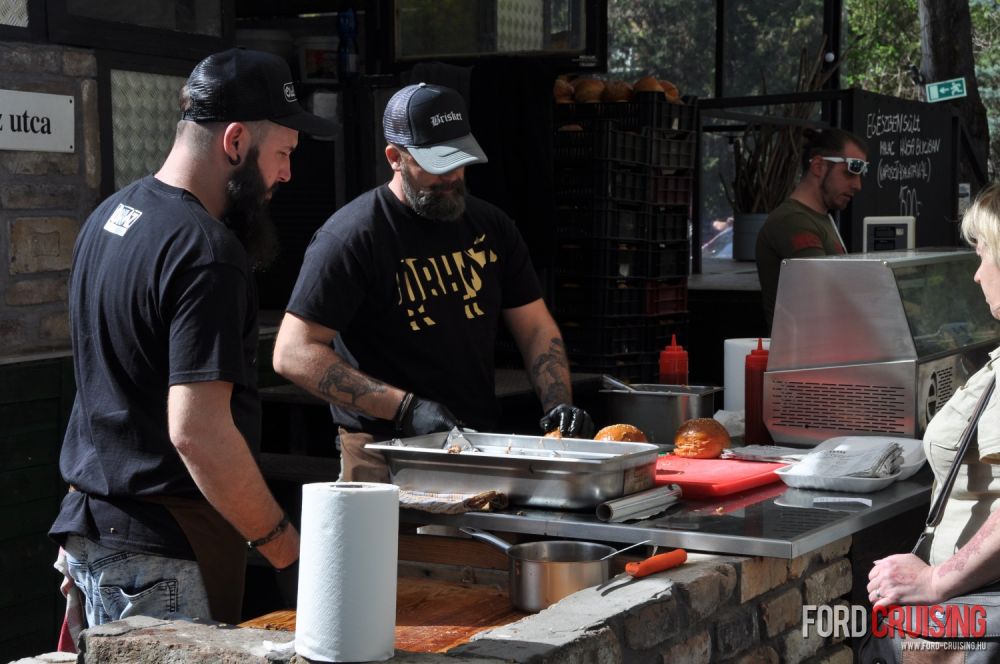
[383,83,487,175]
[182,48,337,138]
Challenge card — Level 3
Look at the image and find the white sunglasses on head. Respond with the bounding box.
[819,156,868,176]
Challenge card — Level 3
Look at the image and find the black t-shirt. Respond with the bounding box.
[49,176,260,559]
[287,185,542,438]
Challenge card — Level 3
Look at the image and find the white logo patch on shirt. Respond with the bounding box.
[103,203,143,236]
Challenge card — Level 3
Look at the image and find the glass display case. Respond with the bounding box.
[764,249,999,444]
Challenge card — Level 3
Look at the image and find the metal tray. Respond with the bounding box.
[367,432,659,510]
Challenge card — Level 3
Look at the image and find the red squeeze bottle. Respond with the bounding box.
[658,334,688,385]
[744,338,774,445]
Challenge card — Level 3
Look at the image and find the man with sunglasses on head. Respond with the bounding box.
[755,127,870,331]
[273,83,593,483]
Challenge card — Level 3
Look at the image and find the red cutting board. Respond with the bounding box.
[654,455,787,499]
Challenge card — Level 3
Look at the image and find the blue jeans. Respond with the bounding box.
[63,535,211,626]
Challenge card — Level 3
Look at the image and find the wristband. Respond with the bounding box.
[246,513,290,549]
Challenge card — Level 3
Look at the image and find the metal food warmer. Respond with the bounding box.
[765,249,1000,445]
[367,432,658,509]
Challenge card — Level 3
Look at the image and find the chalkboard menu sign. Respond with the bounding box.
[843,90,957,250]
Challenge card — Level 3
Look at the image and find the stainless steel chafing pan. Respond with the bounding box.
[366,432,659,509]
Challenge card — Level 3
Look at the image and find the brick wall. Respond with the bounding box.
[68,537,857,664]
[0,41,100,358]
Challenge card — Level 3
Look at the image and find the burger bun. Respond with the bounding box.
[673,418,731,459]
[594,423,648,443]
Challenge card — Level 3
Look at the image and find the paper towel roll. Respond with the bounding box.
[295,482,399,662]
[724,338,770,411]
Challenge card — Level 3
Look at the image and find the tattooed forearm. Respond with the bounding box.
[530,338,571,408]
[317,362,388,409]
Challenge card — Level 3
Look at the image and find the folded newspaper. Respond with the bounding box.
[721,445,810,463]
[781,439,903,479]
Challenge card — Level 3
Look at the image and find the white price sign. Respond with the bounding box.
[0,89,75,153]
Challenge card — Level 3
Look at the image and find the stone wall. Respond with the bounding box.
[63,537,856,664]
[0,41,100,359]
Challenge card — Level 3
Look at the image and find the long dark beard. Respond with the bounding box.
[400,165,466,222]
[222,146,280,270]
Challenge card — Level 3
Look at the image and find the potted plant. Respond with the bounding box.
[723,39,844,260]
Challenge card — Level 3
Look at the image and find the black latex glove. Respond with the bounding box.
[396,394,461,437]
[540,404,595,439]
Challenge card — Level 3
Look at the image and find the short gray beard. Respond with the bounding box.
[400,165,466,222]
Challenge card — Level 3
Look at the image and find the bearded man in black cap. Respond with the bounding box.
[273,83,592,482]
[49,49,336,631]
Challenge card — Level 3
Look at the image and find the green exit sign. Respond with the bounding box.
[926,77,967,103]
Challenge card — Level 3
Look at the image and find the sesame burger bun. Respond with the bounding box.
[594,423,648,443]
[673,418,731,459]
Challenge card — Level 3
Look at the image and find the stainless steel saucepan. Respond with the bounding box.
[461,527,615,612]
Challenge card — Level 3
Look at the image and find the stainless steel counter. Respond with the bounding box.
[399,467,933,559]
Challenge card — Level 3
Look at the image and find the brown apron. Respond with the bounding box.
[146,495,246,625]
[338,427,389,482]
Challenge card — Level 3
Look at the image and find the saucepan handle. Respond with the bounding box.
[459,526,513,554]
[625,549,688,578]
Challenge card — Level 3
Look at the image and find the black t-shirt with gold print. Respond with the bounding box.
[287,185,541,438]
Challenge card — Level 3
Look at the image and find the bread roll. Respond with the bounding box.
[601,79,634,102]
[659,79,681,103]
[553,78,574,102]
[673,418,730,459]
[573,78,605,103]
[633,75,664,94]
[594,423,648,443]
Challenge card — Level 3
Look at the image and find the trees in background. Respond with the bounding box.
[843,0,997,176]
[608,0,998,177]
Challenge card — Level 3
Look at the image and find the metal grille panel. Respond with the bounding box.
[497,0,544,51]
[771,381,909,433]
[111,69,186,189]
[0,0,28,27]
[937,366,955,402]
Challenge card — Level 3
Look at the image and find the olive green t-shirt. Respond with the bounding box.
[755,198,846,330]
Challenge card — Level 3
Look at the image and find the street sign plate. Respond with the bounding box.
[925,77,967,103]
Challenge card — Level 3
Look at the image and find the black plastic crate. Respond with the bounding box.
[648,314,690,349]
[655,101,697,133]
[648,211,689,242]
[554,99,649,131]
[559,318,654,355]
[569,352,659,383]
[555,94,696,133]
[556,239,667,279]
[554,124,649,166]
[649,130,696,170]
[553,276,689,318]
[554,205,652,241]
[555,164,647,206]
[645,278,688,316]
[648,172,693,207]
[648,240,691,278]
[553,276,649,317]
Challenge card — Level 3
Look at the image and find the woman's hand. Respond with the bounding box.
[867,553,944,607]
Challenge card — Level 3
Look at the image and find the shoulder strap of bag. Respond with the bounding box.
[912,374,996,555]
